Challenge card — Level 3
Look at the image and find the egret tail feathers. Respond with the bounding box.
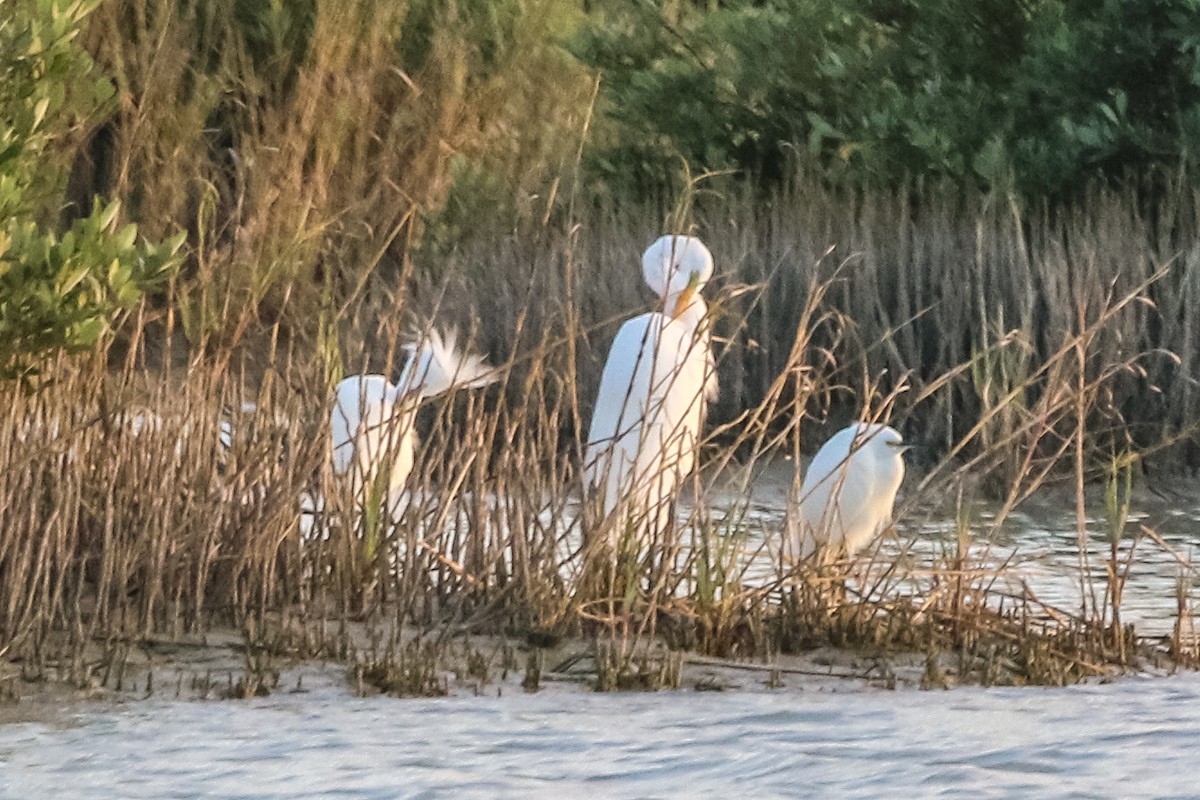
[397,329,498,399]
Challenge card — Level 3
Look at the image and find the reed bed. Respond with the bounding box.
[2,183,1198,697]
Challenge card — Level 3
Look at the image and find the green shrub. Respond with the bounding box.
[570,0,883,193]
[1007,0,1200,198]
[572,0,1200,199]
[0,0,183,381]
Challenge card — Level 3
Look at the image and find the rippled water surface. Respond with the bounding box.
[3,673,1200,799]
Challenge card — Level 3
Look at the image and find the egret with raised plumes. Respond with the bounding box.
[331,330,497,522]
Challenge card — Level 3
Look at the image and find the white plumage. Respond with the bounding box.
[331,329,496,519]
[584,234,718,547]
[793,423,907,559]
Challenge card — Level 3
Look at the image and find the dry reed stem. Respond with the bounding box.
[4,178,1198,689]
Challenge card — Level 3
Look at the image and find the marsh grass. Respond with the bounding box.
[353,638,450,699]
[75,0,595,355]
[3,176,1200,696]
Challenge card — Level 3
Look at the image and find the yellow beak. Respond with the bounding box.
[671,272,702,319]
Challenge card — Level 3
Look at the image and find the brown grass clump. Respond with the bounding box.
[3,178,1199,696]
[353,638,450,699]
[72,0,594,357]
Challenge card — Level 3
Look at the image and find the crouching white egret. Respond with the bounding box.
[331,329,497,521]
[793,423,908,560]
[584,234,718,549]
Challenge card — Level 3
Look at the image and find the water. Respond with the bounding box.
[727,469,1200,639]
[3,673,1200,799]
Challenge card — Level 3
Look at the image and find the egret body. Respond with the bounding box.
[794,423,907,559]
[584,234,717,547]
[331,330,496,520]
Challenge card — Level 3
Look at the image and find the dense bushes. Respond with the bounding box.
[3,0,1198,401]
[573,0,1200,198]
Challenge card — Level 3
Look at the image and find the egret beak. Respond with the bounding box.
[671,272,702,320]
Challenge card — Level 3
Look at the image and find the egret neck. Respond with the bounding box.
[670,271,703,320]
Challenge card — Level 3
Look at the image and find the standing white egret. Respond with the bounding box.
[331,329,497,522]
[792,423,908,560]
[584,234,717,549]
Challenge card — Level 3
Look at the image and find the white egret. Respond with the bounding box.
[584,234,717,548]
[218,402,264,451]
[331,329,497,521]
[793,423,908,560]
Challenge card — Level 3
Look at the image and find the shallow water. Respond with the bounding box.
[3,672,1200,799]
[728,466,1200,637]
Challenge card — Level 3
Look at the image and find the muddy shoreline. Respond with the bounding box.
[3,619,1165,728]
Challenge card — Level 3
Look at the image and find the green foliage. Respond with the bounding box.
[573,0,1200,198]
[571,0,882,192]
[0,0,183,381]
[2,0,1191,379]
[1006,0,1200,197]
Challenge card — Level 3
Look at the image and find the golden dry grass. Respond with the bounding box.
[4,179,1198,691]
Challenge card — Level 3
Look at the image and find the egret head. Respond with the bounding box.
[863,423,904,447]
[641,235,714,314]
[851,423,909,461]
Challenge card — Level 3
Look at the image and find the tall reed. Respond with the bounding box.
[2,177,1194,690]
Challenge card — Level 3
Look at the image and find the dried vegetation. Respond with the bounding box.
[5,0,1200,699]
[4,177,1200,697]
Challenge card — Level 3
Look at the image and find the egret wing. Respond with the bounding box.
[331,375,392,474]
[585,313,658,455]
[797,426,876,549]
